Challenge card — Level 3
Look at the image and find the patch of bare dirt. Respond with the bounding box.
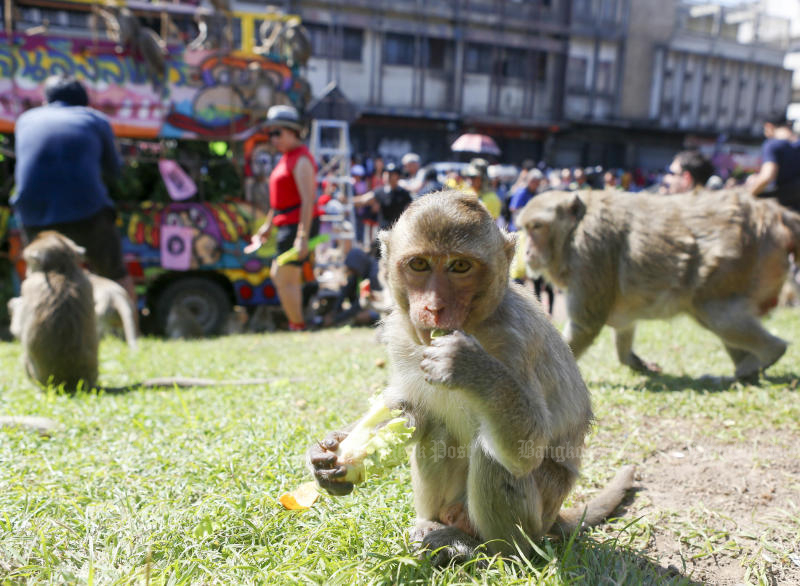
[626,419,800,584]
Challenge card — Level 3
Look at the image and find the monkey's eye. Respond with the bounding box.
[448,259,472,273]
[408,257,430,271]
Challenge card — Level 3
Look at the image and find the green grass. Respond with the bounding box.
[1,311,798,585]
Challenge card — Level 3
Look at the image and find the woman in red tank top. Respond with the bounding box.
[248,106,320,331]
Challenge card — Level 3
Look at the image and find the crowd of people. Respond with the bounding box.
[11,75,800,333]
[308,113,800,328]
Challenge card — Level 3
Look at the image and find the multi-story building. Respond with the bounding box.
[288,0,793,171]
[4,0,792,171]
[288,0,574,164]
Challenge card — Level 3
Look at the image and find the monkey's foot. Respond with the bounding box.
[732,339,786,380]
[624,353,662,374]
[415,526,482,567]
[409,519,447,544]
[759,339,788,373]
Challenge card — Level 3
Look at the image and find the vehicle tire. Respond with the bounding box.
[154,277,231,337]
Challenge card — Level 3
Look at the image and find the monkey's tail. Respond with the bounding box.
[0,415,57,436]
[551,465,635,536]
[112,294,138,351]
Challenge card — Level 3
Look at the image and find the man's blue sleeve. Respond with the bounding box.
[97,115,122,178]
[508,187,526,211]
[762,139,780,164]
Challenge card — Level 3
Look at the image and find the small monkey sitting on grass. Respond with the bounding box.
[308,191,634,566]
[12,231,98,391]
[517,189,800,380]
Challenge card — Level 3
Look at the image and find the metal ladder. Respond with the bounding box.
[308,119,356,243]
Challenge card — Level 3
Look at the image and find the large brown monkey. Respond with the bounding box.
[308,191,634,565]
[517,189,800,380]
[14,231,99,391]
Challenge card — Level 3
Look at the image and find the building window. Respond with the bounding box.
[536,53,547,83]
[384,33,415,66]
[231,18,242,49]
[342,27,363,62]
[567,56,588,90]
[465,43,493,74]
[502,48,527,78]
[596,60,614,93]
[601,0,617,21]
[573,0,591,17]
[423,38,450,70]
[305,23,329,57]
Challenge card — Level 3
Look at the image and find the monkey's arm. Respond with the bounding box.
[563,287,610,359]
[308,401,416,493]
[421,332,552,477]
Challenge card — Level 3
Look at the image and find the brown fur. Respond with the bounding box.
[14,231,98,391]
[309,191,633,564]
[517,189,797,379]
[88,273,138,350]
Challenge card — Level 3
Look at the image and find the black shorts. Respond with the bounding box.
[275,217,320,266]
[768,180,800,213]
[23,207,128,281]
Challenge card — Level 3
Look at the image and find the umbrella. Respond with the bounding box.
[450,133,501,156]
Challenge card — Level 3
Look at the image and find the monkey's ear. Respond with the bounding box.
[377,229,391,258]
[503,231,517,264]
[66,240,87,258]
[24,249,44,267]
[566,193,586,221]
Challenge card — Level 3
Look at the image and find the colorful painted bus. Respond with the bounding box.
[0,1,314,334]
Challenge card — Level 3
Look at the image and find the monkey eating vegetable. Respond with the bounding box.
[308,191,634,565]
[517,189,800,380]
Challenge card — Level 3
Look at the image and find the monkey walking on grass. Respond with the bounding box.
[309,191,634,566]
[517,188,800,381]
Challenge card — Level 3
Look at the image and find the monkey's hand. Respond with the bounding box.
[420,331,489,390]
[307,431,354,496]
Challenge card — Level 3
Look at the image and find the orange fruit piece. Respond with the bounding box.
[279,481,320,510]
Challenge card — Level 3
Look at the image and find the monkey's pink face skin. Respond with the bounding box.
[400,254,485,345]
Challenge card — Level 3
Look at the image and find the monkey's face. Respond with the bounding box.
[399,253,486,345]
[518,191,585,272]
[521,215,554,272]
[380,190,516,344]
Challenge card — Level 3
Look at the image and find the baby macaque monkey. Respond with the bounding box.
[88,273,138,350]
[517,189,800,380]
[14,231,98,391]
[308,191,633,565]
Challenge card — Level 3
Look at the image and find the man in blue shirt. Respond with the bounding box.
[507,169,544,231]
[12,75,135,303]
[747,115,800,211]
